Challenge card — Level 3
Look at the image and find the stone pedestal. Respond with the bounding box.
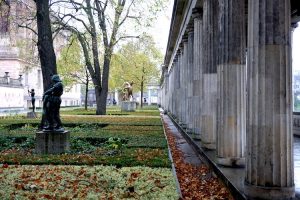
[36,130,70,154]
[27,112,37,118]
[121,101,136,112]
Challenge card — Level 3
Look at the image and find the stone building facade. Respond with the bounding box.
[159,0,300,199]
[0,0,81,111]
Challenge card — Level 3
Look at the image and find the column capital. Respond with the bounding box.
[179,42,184,50]
[176,47,182,56]
[192,8,203,20]
[182,34,188,43]
[186,22,194,33]
[174,54,179,61]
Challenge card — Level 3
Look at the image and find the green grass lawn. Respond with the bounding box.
[60,105,161,116]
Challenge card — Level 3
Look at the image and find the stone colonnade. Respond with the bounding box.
[160,0,295,199]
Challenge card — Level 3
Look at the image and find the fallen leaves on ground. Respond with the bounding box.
[163,120,234,200]
[0,164,179,199]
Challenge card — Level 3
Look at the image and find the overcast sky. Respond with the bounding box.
[147,0,174,54]
[293,25,300,72]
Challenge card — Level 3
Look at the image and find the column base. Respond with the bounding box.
[216,157,245,167]
[191,132,201,140]
[244,182,295,200]
[179,122,187,129]
[201,141,216,150]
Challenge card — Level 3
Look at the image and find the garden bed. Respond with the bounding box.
[0,115,170,167]
[0,164,178,199]
[0,107,181,199]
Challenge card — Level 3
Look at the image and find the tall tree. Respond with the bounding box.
[110,35,162,107]
[57,36,91,110]
[51,0,167,114]
[34,0,57,91]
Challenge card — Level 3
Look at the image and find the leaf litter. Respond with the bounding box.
[0,164,179,199]
[163,120,234,200]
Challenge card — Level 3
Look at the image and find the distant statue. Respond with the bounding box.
[28,89,35,112]
[42,75,64,131]
[122,81,134,101]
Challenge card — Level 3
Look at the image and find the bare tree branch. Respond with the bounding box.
[114,35,139,46]
[17,24,38,35]
[118,0,135,27]
[95,0,109,47]
[54,12,92,34]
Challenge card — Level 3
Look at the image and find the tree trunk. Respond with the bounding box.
[140,81,144,108]
[35,0,57,130]
[95,87,108,115]
[35,0,57,91]
[94,53,110,115]
[84,78,89,110]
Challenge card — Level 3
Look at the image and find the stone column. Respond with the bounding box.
[177,46,183,122]
[192,8,203,139]
[170,59,176,114]
[170,64,174,114]
[178,48,183,122]
[187,26,194,131]
[164,71,169,111]
[181,39,188,126]
[245,1,294,199]
[175,50,182,119]
[216,0,246,167]
[168,69,172,113]
[201,0,219,149]
[172,60,177,116]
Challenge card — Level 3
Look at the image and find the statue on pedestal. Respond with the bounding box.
[36,75,70,155]
[42,75,64,131]
[28,89,35,112]
[122,81,134,101]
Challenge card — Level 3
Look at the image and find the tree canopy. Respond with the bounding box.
[110,35,162,106]
[57,36,85,88]
[50,0,167,114]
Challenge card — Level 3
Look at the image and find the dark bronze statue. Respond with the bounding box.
[28,89,35,112]
[42,75,64,131]
[122,81,134,101]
